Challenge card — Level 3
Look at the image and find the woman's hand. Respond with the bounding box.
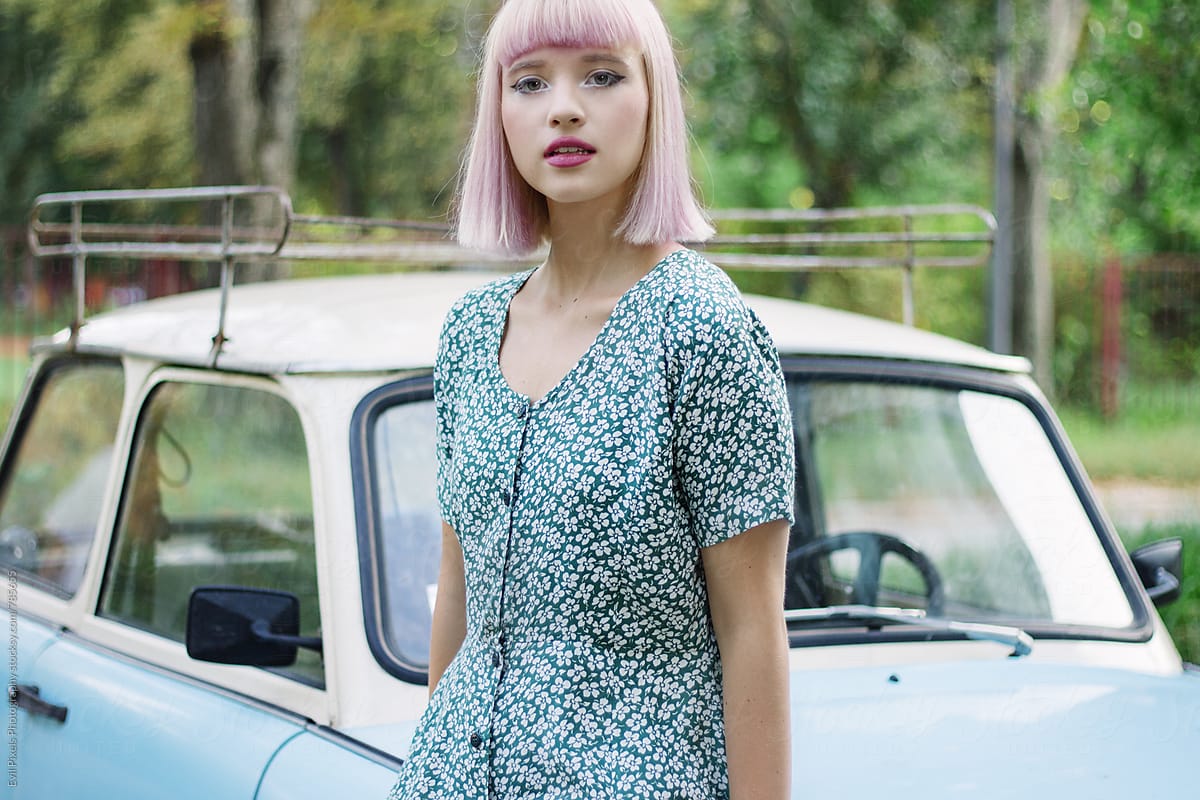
[427,521,467,695]
[701,518,791,800]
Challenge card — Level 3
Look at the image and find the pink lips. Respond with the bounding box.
[544,137,596,167]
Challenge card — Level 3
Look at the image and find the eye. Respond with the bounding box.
[584,70,625,88]
[511,76,547,94]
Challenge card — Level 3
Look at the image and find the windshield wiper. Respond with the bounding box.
[785,604,1034,658]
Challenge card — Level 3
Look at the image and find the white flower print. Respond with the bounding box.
[389,249,794,800]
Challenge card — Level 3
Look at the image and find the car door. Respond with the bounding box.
[7,370,326,799]
[0,357,126,797]
[15,632,304,799]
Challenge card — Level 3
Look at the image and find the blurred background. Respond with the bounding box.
[0,0,1197,656]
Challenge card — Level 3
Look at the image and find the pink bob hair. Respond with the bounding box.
[455,0,714,255]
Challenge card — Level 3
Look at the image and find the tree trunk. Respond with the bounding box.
[1011,136,1055,390]
[251,0,311,195]
[188,0,315,282]
[190,29,245,188]
[1009,0,1088,393]
[328,127,362,217]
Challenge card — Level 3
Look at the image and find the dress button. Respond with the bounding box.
[492,651,501,668]
[469,732,483,749]
[516,403,528,420]
[501,490,511,506]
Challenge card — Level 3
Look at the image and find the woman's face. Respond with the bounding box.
[500,45,649,211]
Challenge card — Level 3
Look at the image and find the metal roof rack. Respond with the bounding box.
[28,186,995,361]
[705,204,996,326]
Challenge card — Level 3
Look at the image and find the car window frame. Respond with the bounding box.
[779,355,1156,647]
[351,374,435,685]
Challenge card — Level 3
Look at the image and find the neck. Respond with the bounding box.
[536,193,675,302]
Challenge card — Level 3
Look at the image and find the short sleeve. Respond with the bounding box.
[433,302,462,530]
[669,282,795,549]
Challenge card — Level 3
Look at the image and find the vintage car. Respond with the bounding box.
[4,188,1197,798]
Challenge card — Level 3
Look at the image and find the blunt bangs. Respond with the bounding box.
[455,0,714,255]
[490,0,643,69]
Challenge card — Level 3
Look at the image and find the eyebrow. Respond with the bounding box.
[506,52,632,75]
[581,53,631,66]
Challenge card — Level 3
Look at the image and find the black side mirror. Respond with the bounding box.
[186,586,323,667]
[1130,538,1184,608]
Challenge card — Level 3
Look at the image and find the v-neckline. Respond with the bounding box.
[493,251,678,407]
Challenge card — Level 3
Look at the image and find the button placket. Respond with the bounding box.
[481,398,531,792]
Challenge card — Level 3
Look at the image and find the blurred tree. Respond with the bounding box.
[671,0,992,210]
[296,0,477,218]
[0,0,182,218]
[1046,1,1200,404]
[1051,0,1200,255]
[673,0,1090,388]
[189,0,315,194]
[666,0,996,319]
[0,3,66,221]
[0,0,476,225]
[1008,0,1089,391]
[188,0,316,280]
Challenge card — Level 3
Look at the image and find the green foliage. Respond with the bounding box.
[0,355,30,429]
[1050,0,1200,256]
[1,0,1193,262]
[667,0,992,210]
[0,2,80,220]
[0,0,176,216]
[54,4,195,188]
[297,0,478,218]
[0,0,480,223]
[1051,255,1200,414]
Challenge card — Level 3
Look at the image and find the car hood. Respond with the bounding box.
[348,659,1200,797]
[792,658,1200,797]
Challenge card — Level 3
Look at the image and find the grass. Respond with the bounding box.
[1058,406,1200,484]
[1,355,31,429]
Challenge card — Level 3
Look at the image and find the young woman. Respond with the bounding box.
[388,1,795,798]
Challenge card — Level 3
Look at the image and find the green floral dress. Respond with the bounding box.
[388,248,795,799]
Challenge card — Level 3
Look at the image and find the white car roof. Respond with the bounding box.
[53,271,1029,375]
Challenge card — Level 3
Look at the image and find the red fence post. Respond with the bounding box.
[1100,257,1122,419]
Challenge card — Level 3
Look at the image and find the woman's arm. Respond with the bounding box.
[701,518,791,800]
[427,521,467,695]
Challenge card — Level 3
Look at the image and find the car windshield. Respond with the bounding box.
[365,373,1135,672]
[786,379,1133,630]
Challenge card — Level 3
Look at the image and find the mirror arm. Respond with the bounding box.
[250,619,324,654]
[1145,567,1181,603]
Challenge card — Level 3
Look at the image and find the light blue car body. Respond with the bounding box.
[13,615,402,799]
[786,659,1200,796]
[15,607,1200,798]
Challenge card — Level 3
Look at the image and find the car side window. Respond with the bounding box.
[99,380,323,685]
[0,359,124,596]
[367,395,441,673]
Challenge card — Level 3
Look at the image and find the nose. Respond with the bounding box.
[548,86,585,127]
